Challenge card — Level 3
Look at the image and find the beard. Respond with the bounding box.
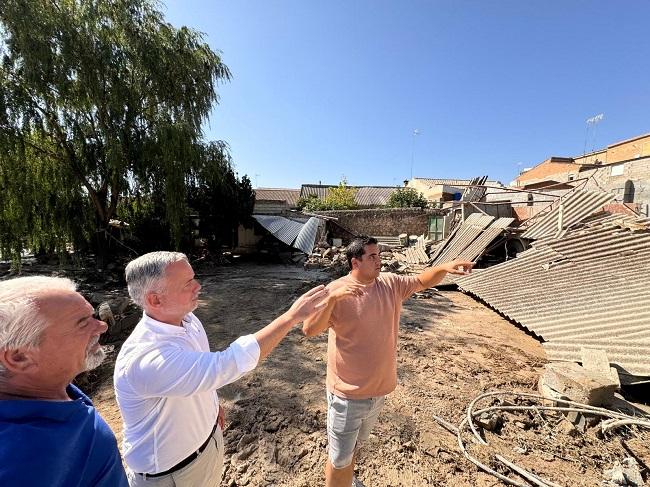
[84,336,106,371]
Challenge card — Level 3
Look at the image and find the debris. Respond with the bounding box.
[540,362,618,406]
[474,412,503,432]
[604,458,645,486]
[581,348,621,390]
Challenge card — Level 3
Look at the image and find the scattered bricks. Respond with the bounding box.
[542,362,618,406]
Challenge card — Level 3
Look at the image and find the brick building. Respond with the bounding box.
[514,132,650,188]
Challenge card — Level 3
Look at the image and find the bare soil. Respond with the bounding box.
[77,263,649,486]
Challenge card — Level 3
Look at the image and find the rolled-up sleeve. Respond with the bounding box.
[128,335,260,398]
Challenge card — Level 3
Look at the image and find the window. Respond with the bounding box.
[428,216,445,241]
[610,164,624,177]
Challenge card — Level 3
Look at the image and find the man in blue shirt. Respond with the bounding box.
[0,276,128,487]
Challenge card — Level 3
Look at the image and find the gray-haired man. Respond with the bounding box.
[0,276,128,486]
[114,251,328,486]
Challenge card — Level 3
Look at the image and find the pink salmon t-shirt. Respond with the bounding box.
[326,272,421,399]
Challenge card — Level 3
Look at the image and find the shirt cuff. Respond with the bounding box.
[232,334,261,372]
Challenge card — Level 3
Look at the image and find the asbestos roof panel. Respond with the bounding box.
[457,214,650,381]
[457,217,515,262]
[431,214,495,265]
[521,190,614,240]
[254,188,301,206]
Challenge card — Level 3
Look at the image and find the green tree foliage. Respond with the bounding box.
[324,180,358,210]
[296,194,325,212]
[387,187,429,208]
[0,0,241,263]
[297,181,358,211]
[187,142,254,250]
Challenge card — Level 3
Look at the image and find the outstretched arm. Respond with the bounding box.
[254,285,329,360]
[416,260,474,291]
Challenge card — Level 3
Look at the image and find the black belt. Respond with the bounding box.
[138,424,218,478]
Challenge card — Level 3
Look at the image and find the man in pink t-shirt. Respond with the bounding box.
[304,236,473,487]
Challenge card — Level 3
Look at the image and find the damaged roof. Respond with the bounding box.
[252,215,321,254]
[520,189,615,240]
[457,212,650,381]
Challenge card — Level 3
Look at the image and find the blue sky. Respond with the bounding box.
[163,1,650,188]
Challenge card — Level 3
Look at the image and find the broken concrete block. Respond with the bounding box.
[475,413,502,432]
[541,362,618,406]
[604,458,644,486]
[565,411,587,433]
[580,347,621,390]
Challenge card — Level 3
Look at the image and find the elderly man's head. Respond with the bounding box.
[125,251,201,324]
[0,276,108,387]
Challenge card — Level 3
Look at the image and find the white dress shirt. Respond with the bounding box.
[113,312,260,474]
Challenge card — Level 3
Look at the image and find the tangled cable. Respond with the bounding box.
[431,391,650,487]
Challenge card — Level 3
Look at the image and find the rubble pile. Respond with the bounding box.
[304,237,440,276]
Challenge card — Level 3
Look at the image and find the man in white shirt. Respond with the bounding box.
[114,251,328,486]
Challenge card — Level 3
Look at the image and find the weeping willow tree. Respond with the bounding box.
[0,0,231,265]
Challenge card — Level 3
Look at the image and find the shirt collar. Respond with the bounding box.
[141,312,189,335]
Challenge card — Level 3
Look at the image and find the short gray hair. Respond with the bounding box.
[0,276,77,378]
[125,251,188,307]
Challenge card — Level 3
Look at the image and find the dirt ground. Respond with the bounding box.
[51,263,649,486]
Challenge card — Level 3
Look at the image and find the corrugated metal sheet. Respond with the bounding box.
[300,184,398,207]
[254,188,301,206]
[253,215,320,254]
[457,213,650,381]
[294,217,321,254]
[521,189,614,240]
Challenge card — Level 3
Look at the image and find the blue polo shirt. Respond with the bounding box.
[0,383,128,487]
